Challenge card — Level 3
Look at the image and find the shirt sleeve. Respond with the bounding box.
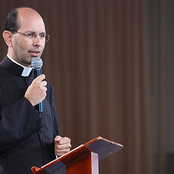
[0,97,41,152]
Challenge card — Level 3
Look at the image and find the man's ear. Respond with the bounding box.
[2,30,13,47]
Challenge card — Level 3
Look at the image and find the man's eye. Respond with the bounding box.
[26,33,34,37]
[40,33,46,38]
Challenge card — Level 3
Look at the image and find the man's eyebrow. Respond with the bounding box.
[24,31,46,33]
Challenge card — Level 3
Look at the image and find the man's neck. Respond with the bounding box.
[7,54,32,77]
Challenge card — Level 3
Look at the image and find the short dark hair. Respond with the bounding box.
[5,8,20,33]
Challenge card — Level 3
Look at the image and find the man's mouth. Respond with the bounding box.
[29,50,41,57]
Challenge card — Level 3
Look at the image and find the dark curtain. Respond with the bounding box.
[0,0,174,174]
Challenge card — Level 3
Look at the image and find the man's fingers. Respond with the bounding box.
[25,74,47,106]
[55,142,71,150]
[55,148,70,156]
[54,135,62,143]
[54,136,72,157]
[54,136,71,145]
[33,74,46,83]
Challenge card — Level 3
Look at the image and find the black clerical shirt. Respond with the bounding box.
[0,56,59,174]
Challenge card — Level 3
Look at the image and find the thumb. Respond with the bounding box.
[54,135,62,143]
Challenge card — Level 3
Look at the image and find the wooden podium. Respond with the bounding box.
[31,136,123,174]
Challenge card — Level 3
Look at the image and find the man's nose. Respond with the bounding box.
[33,35,42,46]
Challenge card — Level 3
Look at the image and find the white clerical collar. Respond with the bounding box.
[7,54,32,77]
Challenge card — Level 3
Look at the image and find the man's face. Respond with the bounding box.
[9,9,46,67]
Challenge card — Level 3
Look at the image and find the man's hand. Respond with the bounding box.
[25,74,47,106]
[54,135,71,157]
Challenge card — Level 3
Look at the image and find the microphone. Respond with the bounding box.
[31,57,43,113]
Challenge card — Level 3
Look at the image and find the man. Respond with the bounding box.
[0,7,71,173]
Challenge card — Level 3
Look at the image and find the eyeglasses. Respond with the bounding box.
[16,31,50,42]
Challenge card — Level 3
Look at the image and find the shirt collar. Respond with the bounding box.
[7,54,32,77]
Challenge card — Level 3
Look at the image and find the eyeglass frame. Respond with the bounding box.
[14,31,50,42]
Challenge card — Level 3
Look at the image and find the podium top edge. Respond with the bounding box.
[86,136,124,148]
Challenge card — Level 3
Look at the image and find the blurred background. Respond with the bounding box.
[0,0,174,174]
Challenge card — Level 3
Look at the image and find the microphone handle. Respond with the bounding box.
[36,68,43,113]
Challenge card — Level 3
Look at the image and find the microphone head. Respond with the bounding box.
[31,57,43,69]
